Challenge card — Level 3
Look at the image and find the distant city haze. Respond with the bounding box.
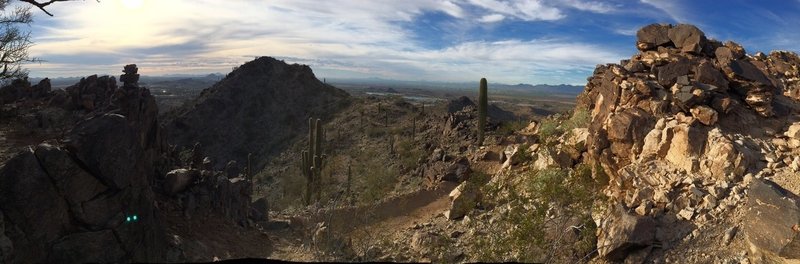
[23,0,800,85]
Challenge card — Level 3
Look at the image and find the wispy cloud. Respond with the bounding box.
[479,14,506,23]
[22,0,626,84]
[639,0,689,23]
[557,0,616,13]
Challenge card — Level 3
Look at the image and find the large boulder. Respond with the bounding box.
[636,24,672,51]
[442,157,471,182]
[742,180,800,259]
[0,149,70,263]
[65,114,147,189]
[596,205,656,261]
[446,182,479,220]
[667,24,707,53]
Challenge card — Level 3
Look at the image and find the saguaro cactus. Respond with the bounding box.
[247,153,252,178]
[478,78,488,145]
[412,116,416,138]
[302,117,325,205]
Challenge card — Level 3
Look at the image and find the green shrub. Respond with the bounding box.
[397,138,424,170]
[497,119,528,136]
[470,165,602,262]
[537,118,563,144]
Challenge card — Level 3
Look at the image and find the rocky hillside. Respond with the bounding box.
[163,57,349,170]
[0,66,170,263]
[576,23,800,262]
[0,65,269,263]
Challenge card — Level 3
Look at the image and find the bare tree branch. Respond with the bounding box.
[18,0,77,16]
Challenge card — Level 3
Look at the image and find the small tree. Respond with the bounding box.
[0,0,81,82]
[0,0,35,81]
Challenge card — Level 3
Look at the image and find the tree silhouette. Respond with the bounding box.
[0,0,79,81]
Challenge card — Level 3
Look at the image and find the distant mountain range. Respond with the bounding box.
[29,73,226,88]
[326,77,584,96]
[27,74,583,96]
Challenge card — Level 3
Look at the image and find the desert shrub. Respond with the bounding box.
[353,148,398,204]
[537,118,563,144]
[513,143,533,165]
[562,109,591,131]
[397,138,425,170]
[497,119,528,136]
[471,164,603,262]
[365,125,386,137]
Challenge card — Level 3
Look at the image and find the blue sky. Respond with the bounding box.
[21,0,800,85]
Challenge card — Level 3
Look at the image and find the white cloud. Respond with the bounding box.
[556,0,616,13]
[479,14,506,23]
[613,27,637,36]
[23,0,623,84]
[639,0,688,23]
[466,0,565,21]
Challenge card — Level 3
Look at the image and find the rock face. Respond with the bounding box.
[577,23,800,180]
[0,78,52,104]
[0,65,169,263]
[163,57,349,170]
[579,23,800,261]
[62,75,117,111]
[742,180,800,259]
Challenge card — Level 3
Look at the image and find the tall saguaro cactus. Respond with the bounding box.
[478,78,488,145]
[302,117,325,205]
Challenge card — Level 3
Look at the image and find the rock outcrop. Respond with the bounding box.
[163,57,349,171]
[0,65,169,263]
[577,23,800,262]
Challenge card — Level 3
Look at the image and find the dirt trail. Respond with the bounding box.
[268,181,458,260]
[312,181,457,233]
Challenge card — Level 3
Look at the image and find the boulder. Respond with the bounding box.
[0,149,71,263]
[742,180,800,259]
[786,122,800,139]
[695,60,729,90]
[729,59,772,85]
[657,59,692,87]
[636,24,672,51]
[533,147,572,170]
[164,169,200,195]
[665,123,705,172]
[446,182,479,220]
[442,157,471,182]
[700,129,746,179]
[597,205,656,261]
[668,24,707,53]
[689,105,718,126]
[65,114,146,189]
[33,144,108,208]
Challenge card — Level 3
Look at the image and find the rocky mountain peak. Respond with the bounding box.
[164,56,349,170]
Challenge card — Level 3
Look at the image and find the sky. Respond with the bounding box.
[19,0,800,85]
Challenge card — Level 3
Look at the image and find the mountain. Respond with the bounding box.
[162,57,349,170]
[327,78,584,96]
